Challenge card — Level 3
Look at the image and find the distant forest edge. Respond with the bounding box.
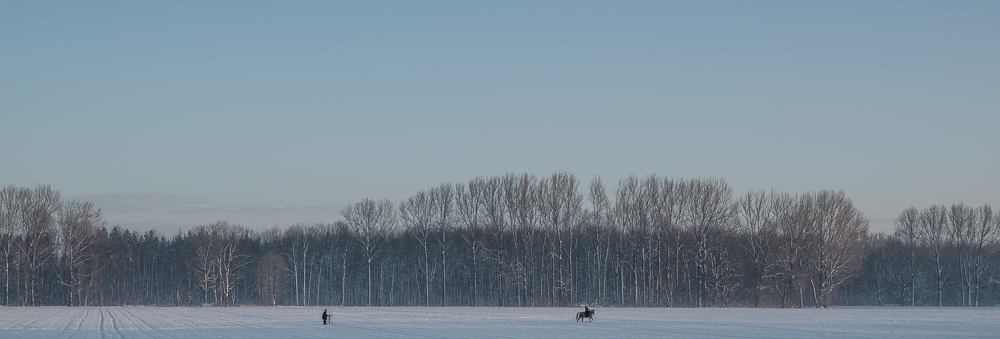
[1,172,997,308]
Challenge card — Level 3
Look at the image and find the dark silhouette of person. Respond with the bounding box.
[322,309,329,325]
[584,303,591,316]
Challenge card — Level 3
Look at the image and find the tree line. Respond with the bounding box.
[1,173,997,307]
[843,204,999,307]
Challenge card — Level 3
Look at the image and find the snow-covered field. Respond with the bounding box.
[0,306,996,338]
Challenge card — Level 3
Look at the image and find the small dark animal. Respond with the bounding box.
[575,309,595,322]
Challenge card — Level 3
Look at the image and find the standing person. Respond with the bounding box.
[322,309,329,325]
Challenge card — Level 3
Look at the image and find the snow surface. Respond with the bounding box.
[0,306,997,338]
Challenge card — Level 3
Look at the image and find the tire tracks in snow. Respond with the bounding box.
[121,308,179,339]
[99,307,124,339]
[131,307,206,335]
[338,320,450,339]
[2,308,49,337]
[57,308,78,336]
[107,308,124,339]
[123,307,295,338]
[217,309,299,338]
[98,307,107,339]
[57,307,90,339]
[110,308,155,339]
[66,307,91,339]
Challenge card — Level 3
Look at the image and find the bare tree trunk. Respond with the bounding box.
[341,252,347,306]
[920,205,948,306]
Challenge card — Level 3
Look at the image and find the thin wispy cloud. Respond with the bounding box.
[75,193,211,214]
[172,203,344,216]
[71,192,346,232]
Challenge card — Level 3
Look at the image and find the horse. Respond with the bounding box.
[575,309,595,322]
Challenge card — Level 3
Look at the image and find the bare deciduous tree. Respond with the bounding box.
[210,221,249,307]
[187,225,217,305]
[684,178,734,307]
[0,185,22,305]
[430,183,455,306]
[804,190,868,308]
[455,178,485,306]
[893,207,919,307]
[16,185,60,305]
[586,176,612,307]
[919,205,948,306]
[400,190,435,306]
[950,204,997,306]
[342,198,396,306]
[257,251,285,306]
[735,190,779,308]
[57,199,105,306]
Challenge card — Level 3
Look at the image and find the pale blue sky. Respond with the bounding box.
[2,1,998,233]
